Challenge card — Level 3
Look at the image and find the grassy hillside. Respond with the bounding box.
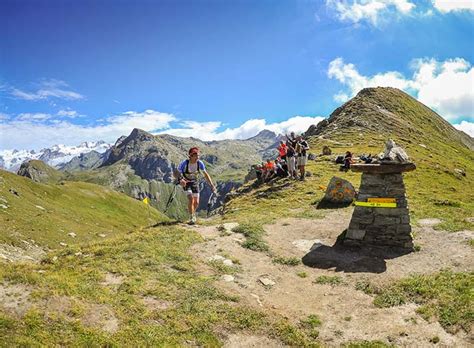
[223,88,474,232]
[0,225,328,346]
[0,169,166,248]
[64,163,190,221]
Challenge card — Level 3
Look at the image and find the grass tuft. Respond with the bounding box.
[231,223,269,252]
[272,256,301,266]
[314,275,344,286]
[373,270,473,333]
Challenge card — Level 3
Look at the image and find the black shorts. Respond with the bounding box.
[184,181,200,196]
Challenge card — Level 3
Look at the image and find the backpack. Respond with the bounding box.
[182,159,202,181]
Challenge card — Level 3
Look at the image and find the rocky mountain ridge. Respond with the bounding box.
[60,129,281,219]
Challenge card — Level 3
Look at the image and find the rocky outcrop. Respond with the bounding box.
[59,150,105,171]
[198,180,241,212]
[17,160,62,183]
[129,154,174,182]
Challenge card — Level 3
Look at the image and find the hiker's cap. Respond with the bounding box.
[189,147,200,155]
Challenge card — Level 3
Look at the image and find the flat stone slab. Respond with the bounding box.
[351,163,416,174]
[418,218,442,226]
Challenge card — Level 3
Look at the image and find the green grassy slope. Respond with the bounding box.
[0,219,320,346]
[222,88,474,232]
[64,163,189,221]
[0,169,166,248]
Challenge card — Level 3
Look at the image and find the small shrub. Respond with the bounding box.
[314,275,344,286]
[297,272,308,278]
[355,280,379,295]
[300,314,322,329]
[273,256,301,266]
[232,223,269,252]
[374,290,406,307]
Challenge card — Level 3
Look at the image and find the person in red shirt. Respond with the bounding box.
[277,141,288,162]
[264,159,275,181]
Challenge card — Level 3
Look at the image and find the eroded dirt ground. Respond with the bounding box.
[188,210,474,347]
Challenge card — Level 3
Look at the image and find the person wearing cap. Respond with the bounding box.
[177,147,216,224]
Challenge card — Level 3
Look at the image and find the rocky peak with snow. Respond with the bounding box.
[0,141,112,172]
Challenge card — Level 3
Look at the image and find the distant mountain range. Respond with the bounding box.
[0,141,112,172]
[11,129,282,219]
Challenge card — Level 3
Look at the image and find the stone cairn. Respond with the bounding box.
[343,140,416,250]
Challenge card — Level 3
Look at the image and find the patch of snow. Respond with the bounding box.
[0,140,112,172]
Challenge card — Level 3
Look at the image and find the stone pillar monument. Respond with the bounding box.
[343,162,416,250]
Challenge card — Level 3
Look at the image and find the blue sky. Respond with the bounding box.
[1,0,473,150]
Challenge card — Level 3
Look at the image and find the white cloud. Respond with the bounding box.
[431,0,474,13]
[0,113,10,121]
[16,113,52,121]
[0,110,176,150]
[161,116,325,141]
[328,57,474,121]
[454,121,474,137]
[0,110,324,150]
[10,79,84,101]
[327,0,416,25]
[57,109,80,118]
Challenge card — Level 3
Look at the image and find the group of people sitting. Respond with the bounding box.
[255,132,310,183]
[337,152,373,171]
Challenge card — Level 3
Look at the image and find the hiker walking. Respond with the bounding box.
[177,147,216,225]
[286,132,297,178]
[296,135,309,180]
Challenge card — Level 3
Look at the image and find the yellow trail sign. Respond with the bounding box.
[142,197,150,205]
[367,198,396,203]
[354,201,397,208]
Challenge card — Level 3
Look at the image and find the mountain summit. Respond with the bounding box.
[306,87,473,150]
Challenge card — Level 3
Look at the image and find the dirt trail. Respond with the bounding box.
[188,210,473,347]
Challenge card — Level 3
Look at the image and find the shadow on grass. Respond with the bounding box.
[314,199,353,210]
[302,230,412,274]
[149,220,182,228]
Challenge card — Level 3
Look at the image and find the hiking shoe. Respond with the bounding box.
[191,214,197,224]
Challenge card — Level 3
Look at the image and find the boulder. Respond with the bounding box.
[322,146,332,155]
[322,176,356,204]
[376,139,409,163]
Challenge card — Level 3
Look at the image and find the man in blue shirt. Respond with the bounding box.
[177,147,216,224]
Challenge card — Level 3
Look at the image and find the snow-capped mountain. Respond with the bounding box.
[0,141,112,172]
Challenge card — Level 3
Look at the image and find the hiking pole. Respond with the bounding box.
[164,181,179,214]
[206,191,219,218]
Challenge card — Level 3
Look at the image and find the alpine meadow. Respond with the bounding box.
[1,1,473,347]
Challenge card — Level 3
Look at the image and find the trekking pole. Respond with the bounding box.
[206,191,219,218]
[164,181,179,214]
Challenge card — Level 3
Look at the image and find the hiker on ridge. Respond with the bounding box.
[177,147,216,225]
[296,134,309,180]
[286,132,297,179]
